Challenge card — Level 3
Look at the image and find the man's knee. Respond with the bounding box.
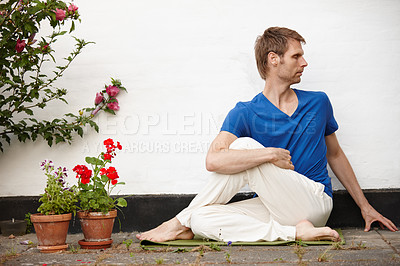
[190,206,219,234]
[229,137,264,150]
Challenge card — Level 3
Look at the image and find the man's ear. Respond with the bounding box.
[268,52,280,67]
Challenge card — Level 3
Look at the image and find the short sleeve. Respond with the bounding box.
[220,102,250,138]
[324,93,339,136]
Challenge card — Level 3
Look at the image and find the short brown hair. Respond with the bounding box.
[254,27,306,80]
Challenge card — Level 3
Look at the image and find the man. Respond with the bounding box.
[137,27,398,242]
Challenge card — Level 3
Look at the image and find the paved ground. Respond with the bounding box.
[0,228,399,265]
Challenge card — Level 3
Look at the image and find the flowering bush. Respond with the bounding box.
[37,160,78,215]
[90,78,127,116]
[73,138,127,213]
[0,0,127,152]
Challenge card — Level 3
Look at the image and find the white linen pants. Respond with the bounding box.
[176,137,333,242]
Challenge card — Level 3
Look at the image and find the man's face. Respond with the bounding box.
[276,39,308,85]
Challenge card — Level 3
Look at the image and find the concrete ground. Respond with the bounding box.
[0,228,399,265]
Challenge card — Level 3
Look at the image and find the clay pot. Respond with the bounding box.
[30,213,72,253]
[77,209,117,249]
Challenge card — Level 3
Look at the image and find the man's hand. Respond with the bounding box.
[361,204,398,232]
[326,133,398,232]
[266,147,295,170]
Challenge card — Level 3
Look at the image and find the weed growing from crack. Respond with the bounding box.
[390,253,400,262]
[5,241,17,257]
[349,240,367,250]
[295,239,308,247]
[331,241,344,250]
[172,247,190,253]
[95,254,112,264]
[154,257,164,264]
[225,241,232,263]
[123,239,133,250]
[69,245,80,253]
[209,243,221,251]
[293,243,306,264]
[318,247,334,262]
[194,250,204,265]
[225,251,232,263]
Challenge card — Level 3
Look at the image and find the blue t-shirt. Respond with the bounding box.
[220,89,338,197]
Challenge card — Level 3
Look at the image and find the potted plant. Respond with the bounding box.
[73,138,127,249]
[30,160,78,253]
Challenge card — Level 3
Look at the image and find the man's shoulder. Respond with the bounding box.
[295,89,330,102]
[231,93,263,109]
[296,88,328,97]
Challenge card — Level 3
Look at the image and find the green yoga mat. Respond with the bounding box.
[140,229,345,247]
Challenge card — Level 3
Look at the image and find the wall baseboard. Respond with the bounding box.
[0,189,398,233]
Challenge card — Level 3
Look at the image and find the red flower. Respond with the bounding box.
[80,176,90,184]
[104,138,114,146]
[15,39,26,53]
[100,168,106,175]
[100,166,119,182]
[117,142,122,150]
[103,153,112,161]
[73,165,92,184]
[106,166,119,180]
[111,179,118,185]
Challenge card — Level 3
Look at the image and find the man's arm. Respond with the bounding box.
[205,131,294,174]
[325,133,398,232]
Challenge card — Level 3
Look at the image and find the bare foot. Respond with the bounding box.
[136,217,194,242]
[296,220,341,242]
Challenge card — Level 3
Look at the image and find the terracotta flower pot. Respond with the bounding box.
[30,213,72,253]
[77,209,117,249]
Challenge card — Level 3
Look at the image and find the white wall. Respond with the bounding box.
[1,0,399,196]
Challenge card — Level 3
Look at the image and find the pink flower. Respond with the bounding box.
[68,4,78,12]
[94,92,104,105]
[15,39,26,53]
[107,99,120,111]
[55,8,66,21]
[106,85,119,97]
[42,43,49,51]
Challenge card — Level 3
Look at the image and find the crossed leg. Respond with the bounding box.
[136,138,340,242]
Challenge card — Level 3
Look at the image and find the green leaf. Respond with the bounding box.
[23,109,34,115]
[47,137,53,147]
[104,108,116,115]
[55,135,65,144]
[76,126,83,137]
[116,197,127,207]
[101,175,108,182]
[85,156,103,166]
[69,20,75,33]
[59,98,68,104]
[88,120,99,132]
[23,21,37,34]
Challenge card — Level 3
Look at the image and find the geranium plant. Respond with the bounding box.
[73,138,127,213]
[0,0,127,152]
[37,160,78,215]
